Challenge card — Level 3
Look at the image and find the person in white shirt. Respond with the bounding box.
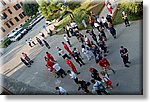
[82,19,87,28]
[94,22,101,32]
[67,70,79,84]
[53,63,67,78]
[81,45,92,61]
[56,47,71,59]
[55,86,68,95]
[101,16,108,28]
[64,34,72,47]
[91,79,109,95]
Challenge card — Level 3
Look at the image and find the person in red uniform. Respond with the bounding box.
[62,42,72,55]
[44,52,56,62]
[45,59,55,72]
[65,58,80,74]
[98,57,115,74]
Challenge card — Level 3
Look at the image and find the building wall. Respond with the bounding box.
[0,0,29,38]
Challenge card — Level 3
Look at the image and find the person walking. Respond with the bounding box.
[62,42,72,55]
[65,58,80,74]
[122,11,130,27]
[39,31,46,39]
[44,52,56,62]
[120,46,131,67]
[107,22,117,39]
[98,35,109,56]
[91,79,109,95]
[98,57,115,74]
[88,16,95,29]
[64,35,72,47]
[81,45,92,61]
[56,47,71,59]
[101,16,108,29]
[106,14,113,24]
[100,71,113,90]
[95,51,103,63]
[65,24,71,38]
[22,52,33,65]
[20,57,30,67]
[78,80,91,93]
[45,59,55,73]
[72,47,83,59]
[88,67,102,81]
[29,38,36,46]
[36,37,44,46]
[53,62,67,78]
[72,49,85,67]
[67,70,79,84]
[82,19,87,28]
[26,39,32,48]
[42,39,50,49]
[55,86,68,95]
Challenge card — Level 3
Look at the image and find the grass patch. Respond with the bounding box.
[55,0,105,35]
[113,5,143,25]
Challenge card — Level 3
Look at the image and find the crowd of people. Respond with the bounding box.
[20,0,131,95]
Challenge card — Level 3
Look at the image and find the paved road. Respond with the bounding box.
[4,20,142,94]
[0,0,142,94]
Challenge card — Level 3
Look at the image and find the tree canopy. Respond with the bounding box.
[22,0,39,17]
[120,0,143,16]
[38,0,81,21]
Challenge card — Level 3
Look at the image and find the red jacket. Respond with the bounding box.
[98,57,110,69]
[45,53,55,61]
[63,43,72,54]
[66,59,75,68]
[46,60,54,72]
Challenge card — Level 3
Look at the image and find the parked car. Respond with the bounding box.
[8,28,27,42]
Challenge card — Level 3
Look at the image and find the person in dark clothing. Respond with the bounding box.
[72,48,85,67]
[20,57,30,67]
[88,67,102,81]
[120,46,131,67]
[108,22,117,39]
[36,37,44,46]
[78,80,91,93]
[98,36,109,56]
[106,14,113,24]
[86,29,98,44]
[43,39,50,49]
[122,11,130,27]
[56,47,71,59]
[95,51,103,63]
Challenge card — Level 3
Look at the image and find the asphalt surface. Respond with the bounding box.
[3,20,142,95]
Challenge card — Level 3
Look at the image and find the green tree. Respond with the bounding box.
[120,1,143,16]
[38,0,81,21]
[22,0,39,16]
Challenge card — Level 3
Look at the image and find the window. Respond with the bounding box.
[22,12,26,16]
[0,27,6,32]
[0,12,7,20]
[13,4,21,10]
[19,13,24,19]
[9,20,14,26]
[14,17,19,22]
[16,4,21,9]
[20,2,23,6]
[0,0,6,6]
[6,23,11,28]
[8,9,12,14]
[13,5,18,10]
